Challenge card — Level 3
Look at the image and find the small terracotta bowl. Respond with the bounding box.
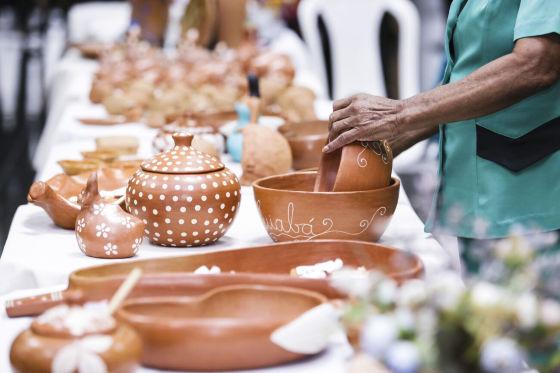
[117,285,326,371]
[253,171,399,242]
[278,120,329,170]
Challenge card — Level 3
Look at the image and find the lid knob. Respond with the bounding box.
[172,132,194,147]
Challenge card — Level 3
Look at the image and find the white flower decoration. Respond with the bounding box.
[104,243,118,256]
[131,237,142,254]
[121,216,134,229]
[76,234,86,254]
[95,223,110,239]
[92,203,105,216]
[76,218,86,233]
[51,335,112,373]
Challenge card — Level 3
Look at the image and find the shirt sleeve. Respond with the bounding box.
[514,0,560,40]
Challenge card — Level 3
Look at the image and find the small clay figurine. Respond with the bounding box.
[76,172,144,258]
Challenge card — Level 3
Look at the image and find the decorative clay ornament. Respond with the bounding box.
[10,304,142,373]
[76,172,144,258]
[126,132,241,247]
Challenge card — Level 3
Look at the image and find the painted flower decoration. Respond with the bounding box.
[121,216,135,229]
[104,243,118,256]
[76,218,86,233]
[76,234,86,254]
[92,203,105,216]
[95,223,111,239]
[131,237,142,254]
[51,335,112,373]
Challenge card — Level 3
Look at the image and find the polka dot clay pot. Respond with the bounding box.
[126,133,241,247]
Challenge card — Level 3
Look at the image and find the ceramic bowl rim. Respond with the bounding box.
[253,171,400,196]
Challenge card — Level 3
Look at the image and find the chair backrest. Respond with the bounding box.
[298,0,421,100]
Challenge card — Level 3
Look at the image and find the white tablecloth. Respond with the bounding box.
[1,47,456,372]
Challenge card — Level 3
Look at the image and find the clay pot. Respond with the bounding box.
[117,285,325,371]
[76,173,144,259]
[315,141,393,192]
[58,159,101,176]
[10,304,141,373]
[253,171,399,242]
[152,122,222,157]
[6,240,422,318]
[28,168,136,229]
[278,120,329,170]
[126,132,241,247]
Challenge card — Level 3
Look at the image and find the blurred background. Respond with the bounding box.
[0,0,452,249]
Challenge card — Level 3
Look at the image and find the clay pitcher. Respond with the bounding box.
[76,173,144,259]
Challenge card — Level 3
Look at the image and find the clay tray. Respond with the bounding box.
[5,240,423,317]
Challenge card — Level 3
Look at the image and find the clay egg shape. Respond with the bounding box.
[76,172,144,258]
[126,132,241,247]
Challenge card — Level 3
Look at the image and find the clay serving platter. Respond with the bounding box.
[6,240,423,317]
[117,285,326,371]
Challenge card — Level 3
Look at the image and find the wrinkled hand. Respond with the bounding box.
[323,93,404,153]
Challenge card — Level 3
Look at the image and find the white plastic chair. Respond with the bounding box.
[67,2,131,44]
[298,0,421,100]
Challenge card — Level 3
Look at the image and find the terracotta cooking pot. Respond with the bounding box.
[5,240,422,318]
[315,140,393,192]
[278,120,329,170]
[126,132,241,247]
[254,171,399,242]
[117,285,326,371]
[10,304,141,373]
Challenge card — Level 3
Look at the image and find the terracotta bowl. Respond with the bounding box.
[5,240,423,318]
[278,120,329,170]
[117,285,326,371]
[253,171,399,242]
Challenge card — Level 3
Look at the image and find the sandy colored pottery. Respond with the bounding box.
[315,141,393,192]
[278,120,329,170]
[95,136,139,156]
[5,240,422,318]
[10,304,141,373]
[241,124,292,185]
[81,150,120,163]
[78,116,127,126]
[116,285,325,371]
[76,173,144,259]
[254,171,399,242]
[28,168,136,229]
[126,132,241,247]
[58,159,101,176]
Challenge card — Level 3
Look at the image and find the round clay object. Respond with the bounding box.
[126,132,241,247]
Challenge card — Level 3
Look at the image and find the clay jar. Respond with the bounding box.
[76,173,144,259]
[315,140,393,192]
[10,304,141,373]
[126,133,241,247]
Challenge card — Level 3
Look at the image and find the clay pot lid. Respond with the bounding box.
[141,132,224,174]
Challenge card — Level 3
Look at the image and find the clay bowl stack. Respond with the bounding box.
[254,141,397,242]
[277,120,329,170]
[117,285,326,371]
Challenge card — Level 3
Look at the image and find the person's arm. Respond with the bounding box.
[389,126,438,157]
[325,34,560,153]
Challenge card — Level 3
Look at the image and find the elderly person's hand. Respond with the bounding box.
[324,94,403,153]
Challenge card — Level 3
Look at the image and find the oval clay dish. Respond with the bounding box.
[117,285,326,371]
[254,171,399,242]
[5,240,423,317]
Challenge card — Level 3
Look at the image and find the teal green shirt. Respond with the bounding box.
[426,0,560,239]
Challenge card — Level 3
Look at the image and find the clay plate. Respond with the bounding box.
[117,285,326,371]
[278,120,329,170]
[5,240,423,317]
[254,171,399,242]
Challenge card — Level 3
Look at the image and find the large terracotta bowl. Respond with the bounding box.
[278,120,328,170]
[5,240,422,318]
[117,285,326,371]
[253,171,399,242]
